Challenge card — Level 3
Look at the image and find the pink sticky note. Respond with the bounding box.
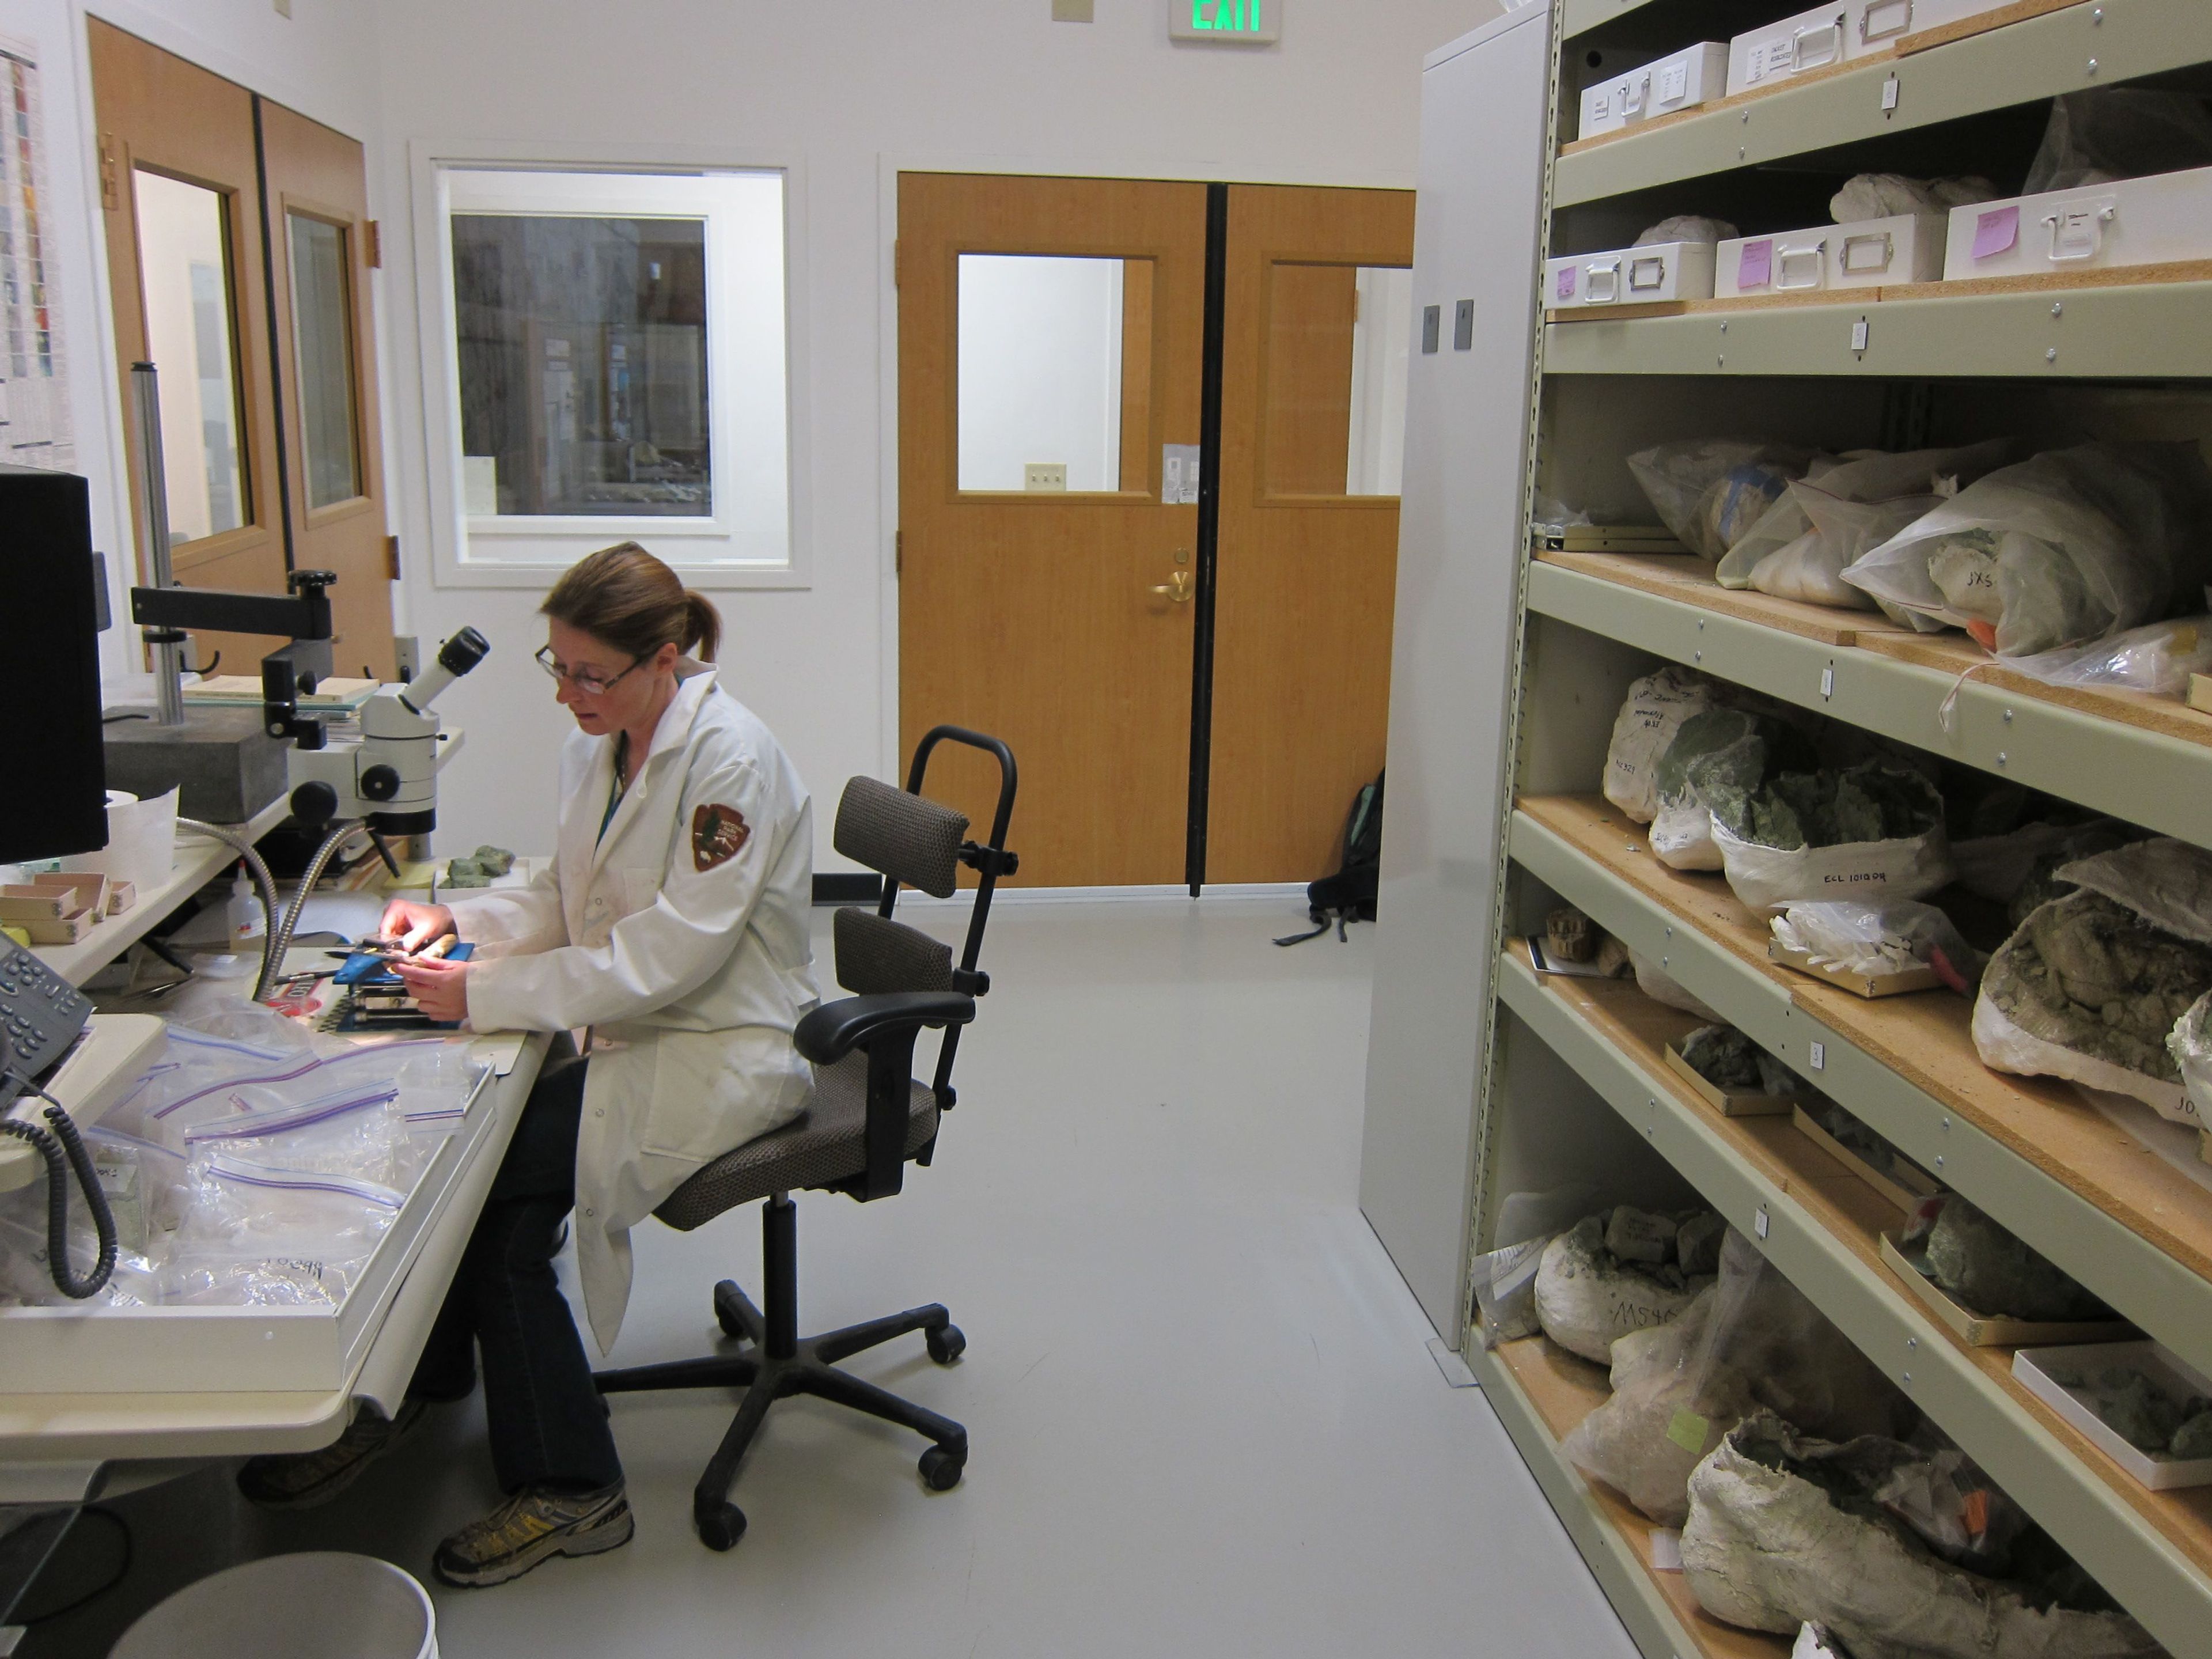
[1738,239,1774,290]
[1556,265,1578,300]
[1973,205,2020,260]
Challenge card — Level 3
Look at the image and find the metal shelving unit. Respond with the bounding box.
[1378,2,2212,1656]
[1554,0,2211,207]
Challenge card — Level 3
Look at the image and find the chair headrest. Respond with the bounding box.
[834,774,969,897]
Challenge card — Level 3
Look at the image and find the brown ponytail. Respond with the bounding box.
[543,541,721,664]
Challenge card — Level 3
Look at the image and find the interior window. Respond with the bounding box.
[1262,262,1412,499]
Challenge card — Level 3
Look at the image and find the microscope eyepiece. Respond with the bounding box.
[438,626,490,677]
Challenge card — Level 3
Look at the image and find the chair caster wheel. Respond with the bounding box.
[926,1324,966,1365]
[919,1445,965,1491]
[697,1502,747,1551]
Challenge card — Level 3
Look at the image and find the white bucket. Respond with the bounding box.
[60,786,179,896]
[110,1551,437,1659]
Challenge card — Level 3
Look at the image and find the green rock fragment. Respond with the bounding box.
[2171,1408,2212,1461]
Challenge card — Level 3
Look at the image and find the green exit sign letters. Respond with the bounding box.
[1171,1,1281,44]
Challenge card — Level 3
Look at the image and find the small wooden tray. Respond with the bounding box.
[22,907,96,946]
[1794,1106,1941,1215]
[1663,1041,1798,1118]
[28,872,110,921]
[0,889,70,922]
[1878,1232,2136,1348]
[1768,939,1941,998]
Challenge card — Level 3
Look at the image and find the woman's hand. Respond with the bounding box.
[393,957,474,1025]
[378,899,456,955]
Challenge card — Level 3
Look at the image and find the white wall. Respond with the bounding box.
[374,0,1505,868]
[957,253,1124,494]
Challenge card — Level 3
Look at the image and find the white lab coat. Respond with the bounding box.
[445,666,817,1352]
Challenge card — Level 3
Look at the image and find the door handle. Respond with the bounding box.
[1149,571,1192,604]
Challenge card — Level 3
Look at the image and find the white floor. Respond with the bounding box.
[31,899,1637,1659]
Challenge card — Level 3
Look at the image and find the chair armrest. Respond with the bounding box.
[796,992,976,1066]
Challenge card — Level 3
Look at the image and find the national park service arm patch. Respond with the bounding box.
[692,802,752,872]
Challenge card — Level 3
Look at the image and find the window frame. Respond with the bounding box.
[410,141,810,590]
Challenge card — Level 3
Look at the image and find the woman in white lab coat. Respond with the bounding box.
[236,542,818,1589]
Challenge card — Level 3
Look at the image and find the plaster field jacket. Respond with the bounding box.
[446,666,817,1351]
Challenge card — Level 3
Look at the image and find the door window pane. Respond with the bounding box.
[452,212,711,516]
[958,254,1152,494]
[1261,262,1411,499]
[134,169,246,541]
[287,212,361,507]
[1346,266,1412,497]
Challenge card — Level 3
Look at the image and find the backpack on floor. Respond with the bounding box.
[1276,771,1385,946]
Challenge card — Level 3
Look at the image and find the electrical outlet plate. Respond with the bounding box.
[1024,463,1069,493]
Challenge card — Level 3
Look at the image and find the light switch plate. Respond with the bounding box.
[1024,463,1068,493]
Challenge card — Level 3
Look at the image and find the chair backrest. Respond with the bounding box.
[828,726,1019,1106]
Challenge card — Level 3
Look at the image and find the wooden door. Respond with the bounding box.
[90,18,289,677]
[1207,184,1415,882]
[262,101,396,680]
[897,173,1207,887]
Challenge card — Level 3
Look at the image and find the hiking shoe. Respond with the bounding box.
[237,1399,428,1510]
[432,1482,634,1588]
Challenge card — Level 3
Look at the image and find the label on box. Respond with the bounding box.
[1974,205,2020,260]
[1738,239,1774,289]
[1666,1408,1710,1453]
[1556,266,1578,300]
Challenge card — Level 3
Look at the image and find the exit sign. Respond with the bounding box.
[1171,2,1280,43]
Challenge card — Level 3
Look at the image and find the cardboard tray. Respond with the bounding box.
[1878,1232,2137,1348]
[1793,1105,1941,1214]
[2013,1340,2212,1491]
[1768,939,1941,998]
[1664,1041,1798,1118]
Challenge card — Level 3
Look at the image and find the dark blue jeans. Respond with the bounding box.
[410,1033,624,1494]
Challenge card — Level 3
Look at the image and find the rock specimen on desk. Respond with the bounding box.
[444,844,518,889]
[1682,1414,2165,1659]
[1533,1213,1706,1363]
[1922,1195,2113,1325]
[1546,906,1599,964]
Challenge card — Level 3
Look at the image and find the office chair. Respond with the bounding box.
[594,726,1018,1550]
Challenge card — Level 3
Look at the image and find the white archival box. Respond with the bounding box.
[1730,0,2041,94]
[1546,240,1717,309]
[0,1059,501,1395]
[1578,42,1728,140]
[1715,213,1946,297]
[1944,165,2212,281]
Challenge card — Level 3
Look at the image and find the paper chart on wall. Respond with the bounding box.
[0,32,75,474]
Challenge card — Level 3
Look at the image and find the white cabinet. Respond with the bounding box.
[1358,2,1551,1340]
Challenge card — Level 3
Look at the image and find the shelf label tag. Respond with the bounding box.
[1809,1040,1826,1070]
[1755,1205,1771,1239]
[1974,205,2021,261]
[1851,319,1870,353]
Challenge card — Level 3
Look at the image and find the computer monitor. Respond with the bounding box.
[0,466,108,862]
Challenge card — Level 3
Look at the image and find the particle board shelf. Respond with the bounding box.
[1553,0,2205,208]
[1542,274,2212,378]
[1498,951,2212,1649]
[1482,1334,1790,1659]
[1531,549,1910,646]
[1527,558,2212,854]
[29,796,291,987]
[1510,793,2212,1387]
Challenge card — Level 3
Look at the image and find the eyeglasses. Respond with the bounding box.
[535,644,641,696]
